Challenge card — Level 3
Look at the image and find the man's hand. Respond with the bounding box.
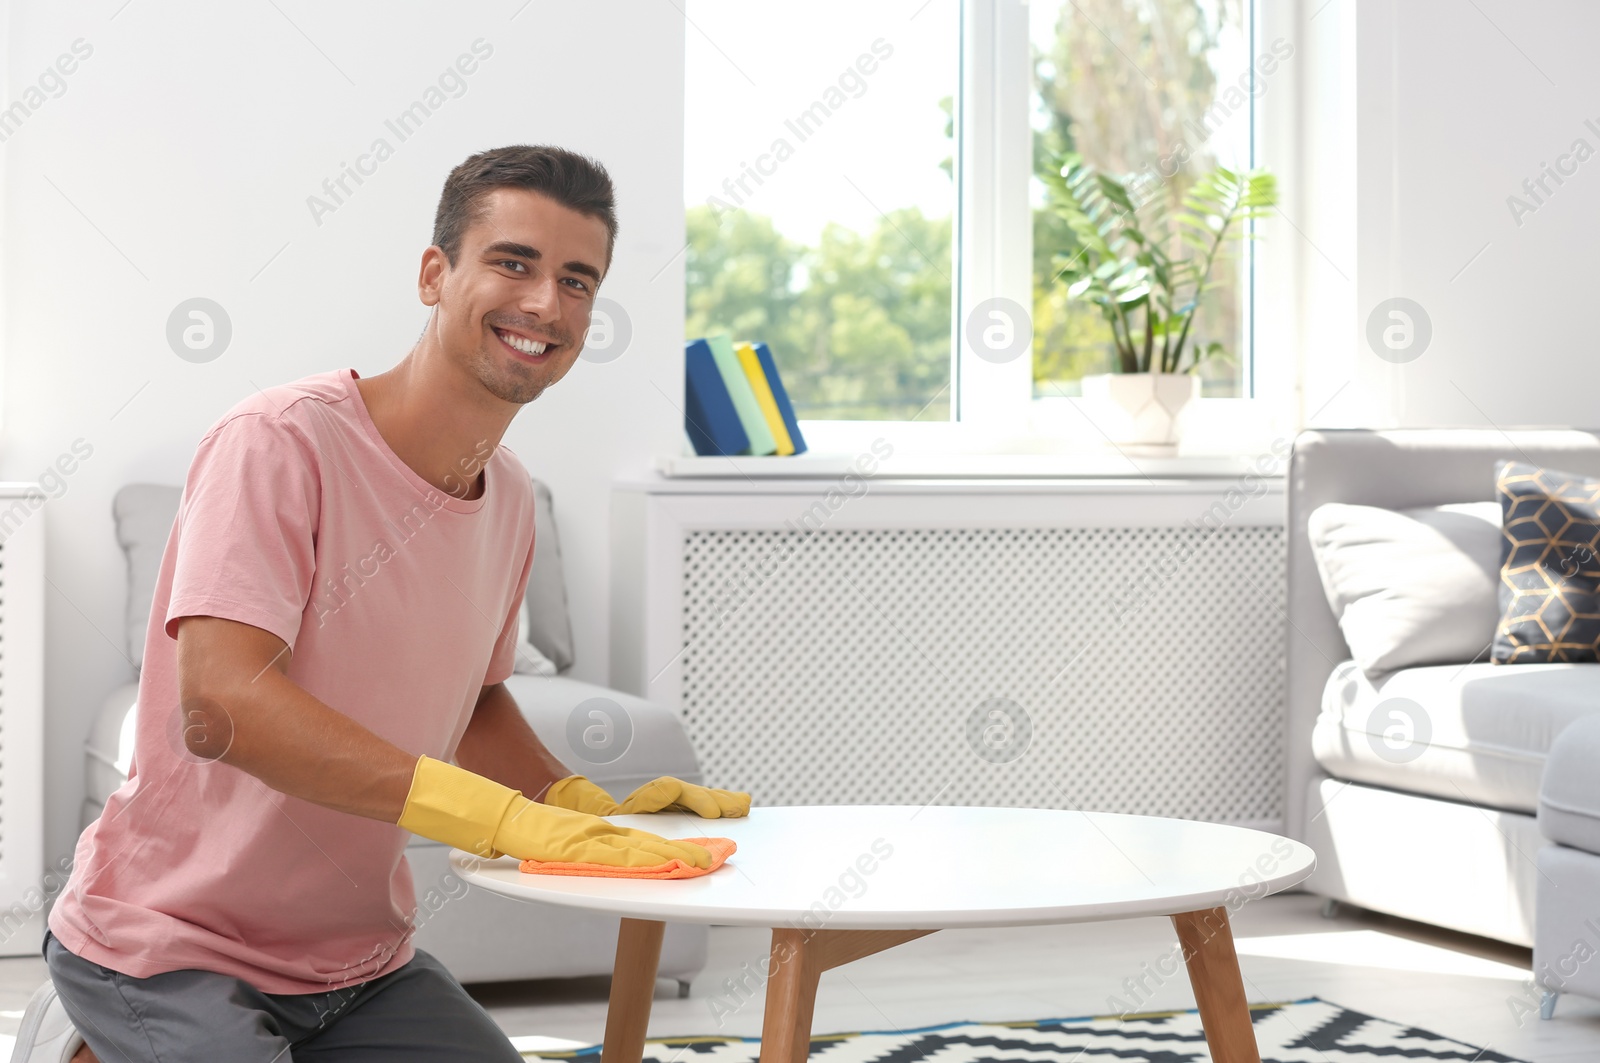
[616,777,750,818]
[399,756,711,867]
[542,773,751,818]
[541,775,620,816]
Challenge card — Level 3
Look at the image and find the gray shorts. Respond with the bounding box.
[42,927,523,1062]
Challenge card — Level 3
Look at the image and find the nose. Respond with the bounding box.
[519,266,561,324]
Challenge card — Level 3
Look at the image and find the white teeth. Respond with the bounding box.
[496,329,547,355]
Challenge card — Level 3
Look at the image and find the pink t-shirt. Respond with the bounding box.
[48,368,536,994]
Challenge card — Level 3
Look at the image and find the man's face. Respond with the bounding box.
[423,187,610,404]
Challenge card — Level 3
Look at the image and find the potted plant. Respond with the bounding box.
[1041,153,1276,454]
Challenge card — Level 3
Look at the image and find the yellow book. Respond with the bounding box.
[735,341,795,455]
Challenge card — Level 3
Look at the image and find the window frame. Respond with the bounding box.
[783,0,1302,462]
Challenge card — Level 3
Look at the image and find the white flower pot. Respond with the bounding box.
[1080,372,1200,456]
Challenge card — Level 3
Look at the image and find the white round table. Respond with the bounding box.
[451,805,1316,1063]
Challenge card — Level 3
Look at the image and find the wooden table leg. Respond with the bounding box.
[1171,907,1260,1063]
[758,928,936,1063]
[602,918,666,1063]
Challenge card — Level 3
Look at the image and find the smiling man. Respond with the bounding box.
[37,145,749,1063]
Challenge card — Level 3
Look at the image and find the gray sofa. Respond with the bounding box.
[1288,427,1600,948]
[73,477,710,988]
[1534,705,1600,1017]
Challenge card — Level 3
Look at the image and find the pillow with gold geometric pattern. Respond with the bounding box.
[1493,460,1600,663]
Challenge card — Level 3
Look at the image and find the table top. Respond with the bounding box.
[448,806,1316,930]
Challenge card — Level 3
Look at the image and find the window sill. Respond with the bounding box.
[654,449,1283,481]
[655,395,1297,484]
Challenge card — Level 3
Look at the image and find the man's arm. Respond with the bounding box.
[176,616,714,870]
[175,614,419,823]
[453,682,573,802]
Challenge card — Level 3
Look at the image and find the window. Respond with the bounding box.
[683,0,959,422]
[685,0,1267,440]
[1029,0,1255,399]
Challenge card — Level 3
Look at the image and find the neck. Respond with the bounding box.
[355,346,516,501]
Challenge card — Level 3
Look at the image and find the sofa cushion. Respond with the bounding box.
[1307,500,1502,678]
[526,478,575,673]
[1313,658,1600,813]
[1493,460,1600,664]
[112,485,183,669]
[513,600,558,676]
[1539,713,1600,852]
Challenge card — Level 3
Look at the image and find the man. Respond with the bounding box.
[39,145,748,1062]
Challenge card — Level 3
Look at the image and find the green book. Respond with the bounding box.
[705,333,777,455]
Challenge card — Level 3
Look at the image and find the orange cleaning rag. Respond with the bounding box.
[518,837,737,879]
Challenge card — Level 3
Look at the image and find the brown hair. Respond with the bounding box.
[431,144,618,276]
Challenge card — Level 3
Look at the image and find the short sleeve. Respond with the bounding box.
[482,519,536,687]
[164,413,322,650]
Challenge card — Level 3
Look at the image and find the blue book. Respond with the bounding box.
[705,334,777,455]
[752,342,807,455]
[684,338,750,455]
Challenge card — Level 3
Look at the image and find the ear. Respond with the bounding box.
[418,245,449,307]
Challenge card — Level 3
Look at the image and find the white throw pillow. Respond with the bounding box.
[1307,500,1503,678]
[514,598,559,676]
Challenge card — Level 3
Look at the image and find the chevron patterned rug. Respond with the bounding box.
[520,997,1525,1062]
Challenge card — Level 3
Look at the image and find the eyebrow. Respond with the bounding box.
[482,240,602,284]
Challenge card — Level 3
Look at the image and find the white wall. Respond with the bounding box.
[1305,0,1600,430]
[8,0,1597,911]
[0,4,686,882]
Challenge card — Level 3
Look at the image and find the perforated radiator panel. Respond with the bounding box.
[680,525,1286,824]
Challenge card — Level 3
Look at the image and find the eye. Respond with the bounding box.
[562,277,592,294]
[497,259,527,273]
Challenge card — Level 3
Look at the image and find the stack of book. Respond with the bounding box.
[684,334,808,456]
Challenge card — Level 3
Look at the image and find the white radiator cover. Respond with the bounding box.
[612,480,1287,831]
[0,484,48,956]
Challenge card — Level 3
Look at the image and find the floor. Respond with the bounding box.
[4,894,1599,1061]
[465,893,1600,1063]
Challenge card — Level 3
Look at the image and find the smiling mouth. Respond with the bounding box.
[492,326,555,358]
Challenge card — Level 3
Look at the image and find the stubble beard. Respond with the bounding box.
[471,342,548,405]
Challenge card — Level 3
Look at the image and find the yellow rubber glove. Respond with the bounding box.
[541,775,621,816]
[616,776,751,818]
[396,755,711,868]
